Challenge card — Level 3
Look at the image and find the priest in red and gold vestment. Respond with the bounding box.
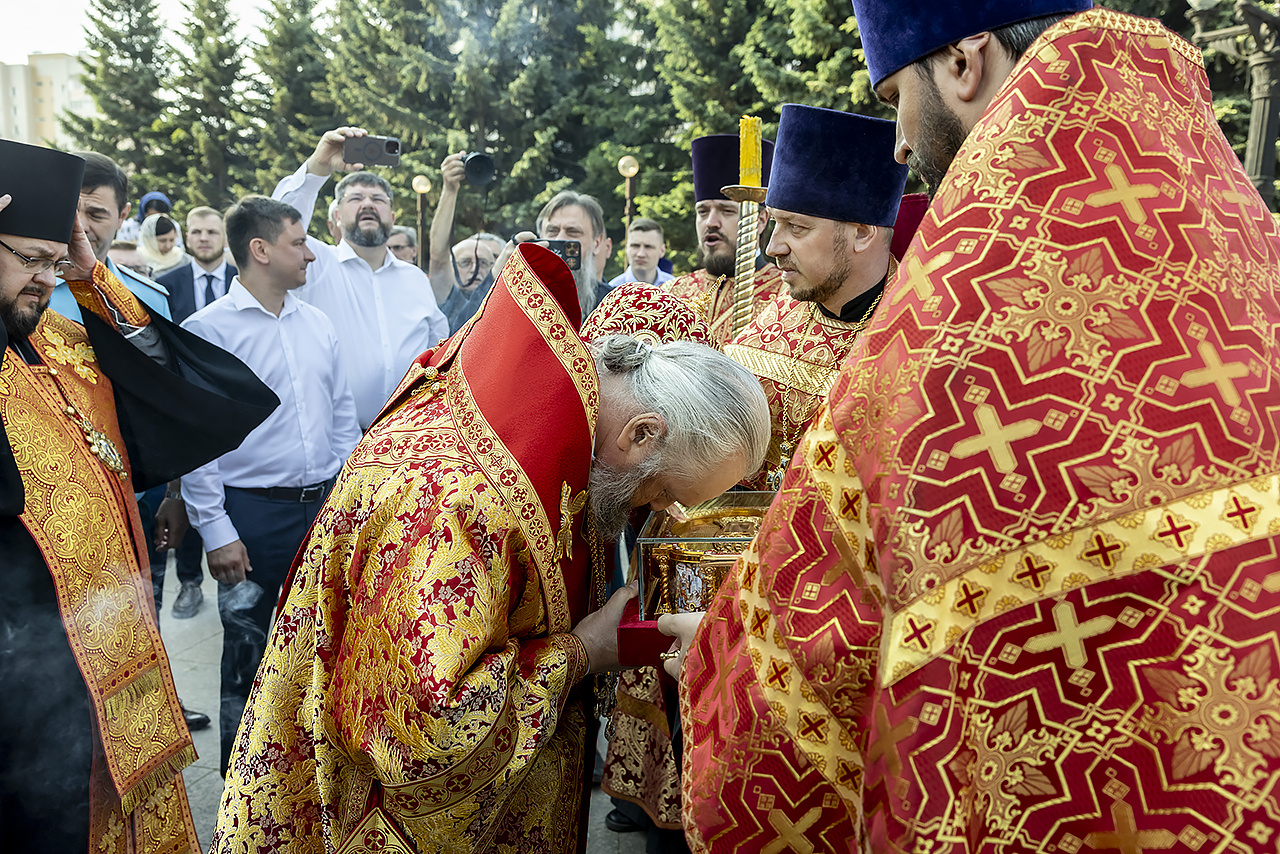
[0,141,276,853]
[584,284,712,838]
[675,3,1280,852]
[726,104,909,490]
[601,108,911,836]
[666,134,784,346]
[210,245,771,854]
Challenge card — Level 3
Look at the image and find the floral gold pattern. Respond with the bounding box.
[211,246,598,854]
[2,286,196,852]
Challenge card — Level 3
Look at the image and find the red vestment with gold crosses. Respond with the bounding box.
[665,264,785,347]
[726,261,895,490]
[682,10,1280,853]
[211,246,601,854]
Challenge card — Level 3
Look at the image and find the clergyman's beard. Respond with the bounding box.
[784,225,853,306]
[573,251,599,321]
[1,288,47,340]
[910,68,968,199]
[696,235,735,278]
[588,451,663,543]
[344,218,391,248]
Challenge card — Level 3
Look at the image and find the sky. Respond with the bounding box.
[4,0,266,66]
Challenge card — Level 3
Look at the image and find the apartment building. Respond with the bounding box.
[0,52,96,147]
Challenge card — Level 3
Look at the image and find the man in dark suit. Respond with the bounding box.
[155,205,237,619]
[160,205,237,323]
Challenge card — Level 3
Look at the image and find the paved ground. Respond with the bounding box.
[154,560,648,853]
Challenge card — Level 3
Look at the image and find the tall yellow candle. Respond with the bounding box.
[739,115,762,188]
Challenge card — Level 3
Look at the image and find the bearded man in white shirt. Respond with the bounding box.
[180,195,361,775]
[272,127,449,429]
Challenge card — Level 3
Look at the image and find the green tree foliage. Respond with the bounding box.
[321,0,683,279]
[166,0,256,210]
[740,0,885,115]
[559,3,688,276]
[641,0,774,269]
[250,0,340,229]
[650,0,774,135]
[62,0,170,190]
[64,0,1274,239]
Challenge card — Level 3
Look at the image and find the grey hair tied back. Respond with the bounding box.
[592,335,651,373]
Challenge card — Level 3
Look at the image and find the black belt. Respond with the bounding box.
[231,480,329,503]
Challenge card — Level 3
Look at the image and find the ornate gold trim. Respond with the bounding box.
[884,473,1280,684]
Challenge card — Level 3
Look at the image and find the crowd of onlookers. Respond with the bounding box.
[71,125,688,774]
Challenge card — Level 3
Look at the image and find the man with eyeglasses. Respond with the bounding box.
[0,139,277,853]
[272,127,449,430]
[386,225,417,264]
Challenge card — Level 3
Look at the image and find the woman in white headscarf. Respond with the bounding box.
[138,213,188,277]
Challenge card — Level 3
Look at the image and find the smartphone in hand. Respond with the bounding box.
[343,135,401,167]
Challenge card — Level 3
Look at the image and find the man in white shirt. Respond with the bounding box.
[272,126,449,429]
[607,217,674,288]
[181,195,361,774]
[155,206,239,620]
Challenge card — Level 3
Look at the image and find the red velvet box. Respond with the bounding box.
[617,597,670,667]
[616,492,773,668]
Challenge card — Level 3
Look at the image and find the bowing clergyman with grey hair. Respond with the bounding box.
[211,243,770,854]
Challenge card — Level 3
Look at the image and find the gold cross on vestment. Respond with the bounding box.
[891,251,955,305]
[555,482,587,562]
[868,703,917,777]
[1181,339,1248,407]
[762,807,823,854]
[1024,601,1116,669]
[1014,555,1053,590]
[1225,495,1260,532]
[1083,800,1178,854]
[1085,163,1160,224]
[950,402,1041,474]
[1154,513,1194,549]
[1220,188,1255,224]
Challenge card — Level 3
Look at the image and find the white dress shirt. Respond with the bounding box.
[607,265,675,289]
[273,165,450,428]
[180,279,361,551]
[191,258,230,312]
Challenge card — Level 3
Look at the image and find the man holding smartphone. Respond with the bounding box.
[492,189,613,328]
[271,127,449,430]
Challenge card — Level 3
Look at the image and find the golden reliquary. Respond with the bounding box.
[635,491,773,618]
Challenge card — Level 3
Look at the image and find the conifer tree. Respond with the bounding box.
[167,0,255,210]
[741,0,886,115]
[650,0,774,137]
[250,0,340,223]
[324,0,650,247]
[62,0,169,183]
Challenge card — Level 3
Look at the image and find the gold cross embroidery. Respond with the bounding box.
[868,703,917,777]
[950,402,1040,474]
[42,329,98,383]
[1082,800,1178,854]
[1181,339,1248,407]
[1085,163,1160,224]
[891,251,955,305]
[555,482,588,562]
[1024,601,1115,669]
[762,807,823,854]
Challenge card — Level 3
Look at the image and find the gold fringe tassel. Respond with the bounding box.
[119,745,197,816]
[101,666,162,720]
